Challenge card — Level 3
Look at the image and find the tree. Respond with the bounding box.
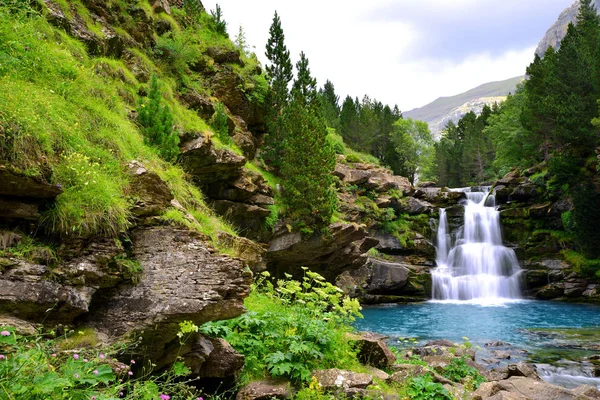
[137,75,179,162]
[210,4,228,37]
[234,25,249,56]
[386,118,434,184]
[292,51,317,106]
[280,54,337,232]
[263,11,293,171]
[319,80,341,131]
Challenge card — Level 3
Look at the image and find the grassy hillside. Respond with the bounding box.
[0,1,266,254]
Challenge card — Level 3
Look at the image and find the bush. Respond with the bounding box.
[0,325,203,399]
[441,356,486,389]
[210,102,230,144]
[201,270,362,383]
[404,375,452,400]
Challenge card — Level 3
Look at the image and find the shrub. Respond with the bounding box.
[201,270,362,383]
[0,325,203,399]
[210,101,230,145]
[441,356,486,389]
[137,75,180,162]
[404,375,452,400]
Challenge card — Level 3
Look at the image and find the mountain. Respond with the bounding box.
[403,76,523,139]
[536,0,600,57]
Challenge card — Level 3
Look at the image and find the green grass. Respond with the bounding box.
[326,129,380,165]
[0,7,247,255]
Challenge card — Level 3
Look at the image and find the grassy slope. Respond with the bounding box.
[0,2,263,254]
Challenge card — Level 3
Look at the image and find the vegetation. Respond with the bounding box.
[0,325,203,399]
[201,270,362,383]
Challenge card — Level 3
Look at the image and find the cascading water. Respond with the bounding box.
[432,187,522,303]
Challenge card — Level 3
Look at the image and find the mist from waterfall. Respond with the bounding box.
[431,187,522,305]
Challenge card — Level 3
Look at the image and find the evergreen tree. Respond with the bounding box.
[210,4,228,37]
[292,51,318,106]
[281,55,337,232]
[137,75,179,162]
[234,25,249,56]
[263,11,293,171]
[319,80,341,131]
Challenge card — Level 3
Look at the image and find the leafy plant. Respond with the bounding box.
[210,101,230,145]
[404,375,452,400]
[201,270,362,383]
[441,356,486,389]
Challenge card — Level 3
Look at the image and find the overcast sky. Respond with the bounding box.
[202,0,574,112]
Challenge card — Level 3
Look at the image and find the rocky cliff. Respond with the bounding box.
[536,0,600,57]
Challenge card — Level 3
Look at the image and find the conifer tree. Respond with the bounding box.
[319,80,341,131]
[280,54,337,232]
[263,11,293,171]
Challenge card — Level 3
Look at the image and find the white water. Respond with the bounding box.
[431,187,522,304]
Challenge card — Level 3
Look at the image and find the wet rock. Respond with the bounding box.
[349,331,397,369]
[510,183,538,202]
[368,259,410,293]
[536,284,565,300]
[571,385,600,399]
[313,368,373,390]
[236,379,292,400]
[506,362,540,380]
[492,350,511,360]
[127,161,173,217]
[86,226,252,361]
[486,341,512,347]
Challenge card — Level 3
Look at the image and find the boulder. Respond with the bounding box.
[510,183,538,202]
[536,284,565,300]
[236,379,292,400]
[206,46,243,65]
[179,135,246,186]
[152,0,171,13]
[180,91,216,121]
[0,315,38,336]
[0,258,93,323]
[506,362,540,380]
[86,226,252,360]
[198,337,245,378]
[394,197,433,215]
[496,376,586,400]
[127,160,173,217]
[313,368,373,390]
[367,259,410,293]
[388,364,428,383]
[267,223,375,281]
[0,198,41,221]
[349,331,397,368]
[211,200,271,241]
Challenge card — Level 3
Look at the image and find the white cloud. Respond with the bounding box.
[201,1,563,111]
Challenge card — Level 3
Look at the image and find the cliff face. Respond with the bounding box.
[535,0,600,57]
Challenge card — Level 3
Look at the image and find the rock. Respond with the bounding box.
[494,185,512,204]
[267,223,373,281]
[388,364,428,383]
[486,392,528,400]
[216,233,267,272]
[529,202,553,218]
[127,161,173,217]
[86,226,252,361]
[418,181,437,188]
[0,315,39,336]
[180,91,216,121]
[425,339,457,347]
[0,165,62,198]
[373,231,404,254]
[198,337,244,378]
[236,379,292,400]
[152,0,171,14]
[206,46,242,65]
[313,368,373,390]
[496,376,582,400]
[395,197,433,215]
[492,350,511,360]
[0,197,40,221]
[510,183,538,202]
[349,331,397,369]
[0,258,94,323]
[571,385,600,399]
[366,367,390,381]
[506,362,540,380]
[211,200,271,241]
[368,259,410,293]
[179,135,246,186]
[536,284,565,300]
[367,171,412,194]
[549,197,573,216]
[179,335,214,374]
[472,381,502,400]
[486,341,512,347]
[206,172,274,204]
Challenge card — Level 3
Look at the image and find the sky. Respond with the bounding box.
[201,0,575,112]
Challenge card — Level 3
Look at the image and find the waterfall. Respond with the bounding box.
[431,187,522,304]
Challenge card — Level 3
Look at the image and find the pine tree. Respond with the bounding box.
[210,4,228,37]
[292,51,318,106]
[280,54,337,232]
[234,25,249,56]
[138,75,179,162]
[319,80,341,131]
[263,11,293,172]
[265,11,293,110]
